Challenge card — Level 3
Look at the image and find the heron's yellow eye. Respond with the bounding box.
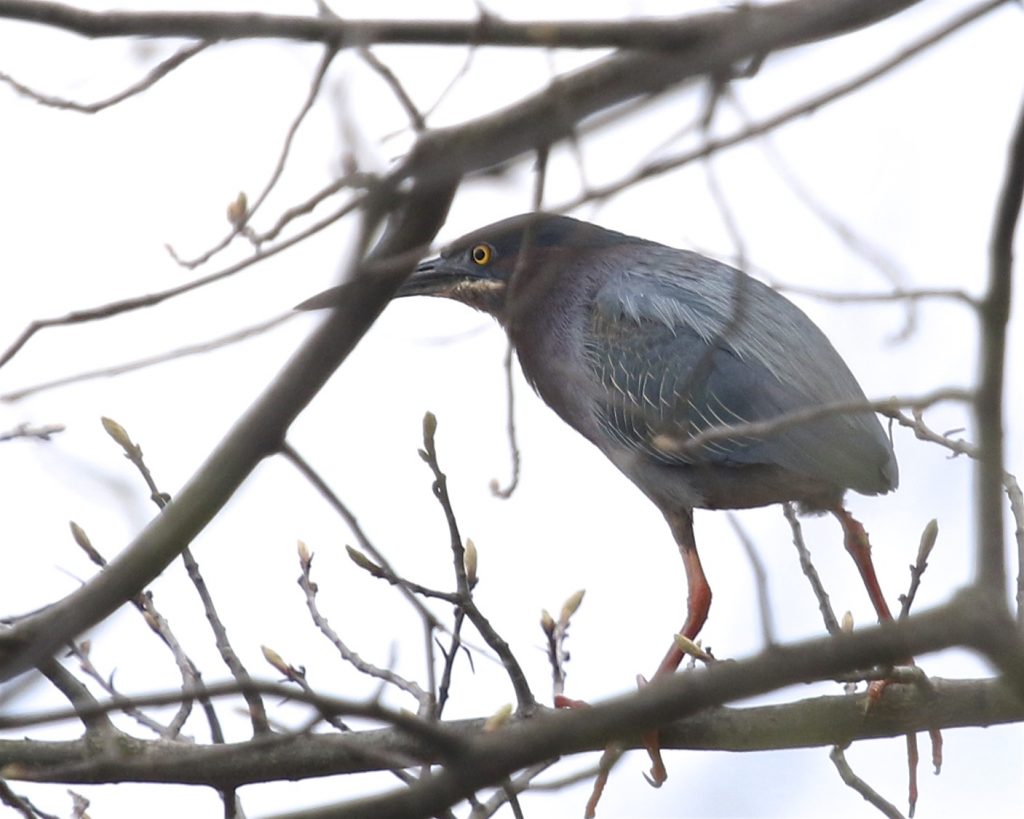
[470,243,493,265]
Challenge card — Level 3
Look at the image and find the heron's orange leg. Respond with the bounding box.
[833,506,942,816]
[640,510,711,786]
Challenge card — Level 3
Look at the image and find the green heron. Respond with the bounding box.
[300,212,899,781]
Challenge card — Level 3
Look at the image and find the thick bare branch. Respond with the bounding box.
[1,674,1020,787]
[975,86,1024,596]
[0,1,924,49]
[260,598,1015,819]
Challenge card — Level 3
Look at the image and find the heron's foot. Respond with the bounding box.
[584,744,624,819]
[860,669,942,817]
[863,669,942,768]
[553,693,589,710]
[636,674,668,787]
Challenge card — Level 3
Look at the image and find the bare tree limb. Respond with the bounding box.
[259,600,1016,819]
[0,673,1020,787]
[557,0,1006,212]
[975,86,1024,596]
[0,1,927,50]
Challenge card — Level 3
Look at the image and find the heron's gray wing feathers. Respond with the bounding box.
[584,249,897,494]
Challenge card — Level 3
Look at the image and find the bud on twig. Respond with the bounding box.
[559,589,586,625]
[69,521,91,551]
[345,545,385,578]
[227,191,248,227]
[101,416,133,451]
[841,611,854,633]
[916,519,939,566]
[540,608,555,636]
[483,703,513,732]
[261,645,290,677]
[297,539,312,570]
[463,538,478,585]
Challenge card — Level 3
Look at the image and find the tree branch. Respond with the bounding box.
[259,597,1016,819]
[1,674,1019,787]
[976,85,1024,596]
[0,1,924,49]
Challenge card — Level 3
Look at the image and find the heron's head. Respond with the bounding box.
[396,213,628,320]
[296,212,631,323]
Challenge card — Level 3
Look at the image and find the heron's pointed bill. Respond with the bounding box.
[295,256,504,313]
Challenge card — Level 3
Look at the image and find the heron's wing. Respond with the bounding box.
[584,258,895,492]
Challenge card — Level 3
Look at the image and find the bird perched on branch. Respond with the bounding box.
[299,212,899,783]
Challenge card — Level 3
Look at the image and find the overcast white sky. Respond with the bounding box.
[1,2,1023,817]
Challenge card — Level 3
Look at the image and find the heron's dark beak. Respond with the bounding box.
[296,256,505,315]
[294,257,442,312]
[393,256,456,298]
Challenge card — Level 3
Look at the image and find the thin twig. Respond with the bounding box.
[261,642,349,733]
[65,643,171,737]
[279,442,445,631]
[0,192,364,371]
[434,612,469,720]
[280,440,446,711]
[661,388,971,459]
[68,521,217,740]
[830,745,906,819]
[489,147,547,499]
[889,410,1023,611]
[783,502,841,635]
[542,590,585,701]
[2,313,294,403]
[558,0,1007,213]
[701,94,749,270]
[419,412,536,712]
[490,332,521,498]
[359,47,425,131]
[0,678,468,756]
[179,545,272,735]
[469,763,557,819]
[101,417,270,736]
[0,41,209,112]
[727,513,776,646]
[171,46,339,269]
[260,640,430,793]
[748,108,908,294]
[775,283,979,308]
[0,779,59,819]
[0,423,64,442]
[899,521,938,620]
[296,543,431,710]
